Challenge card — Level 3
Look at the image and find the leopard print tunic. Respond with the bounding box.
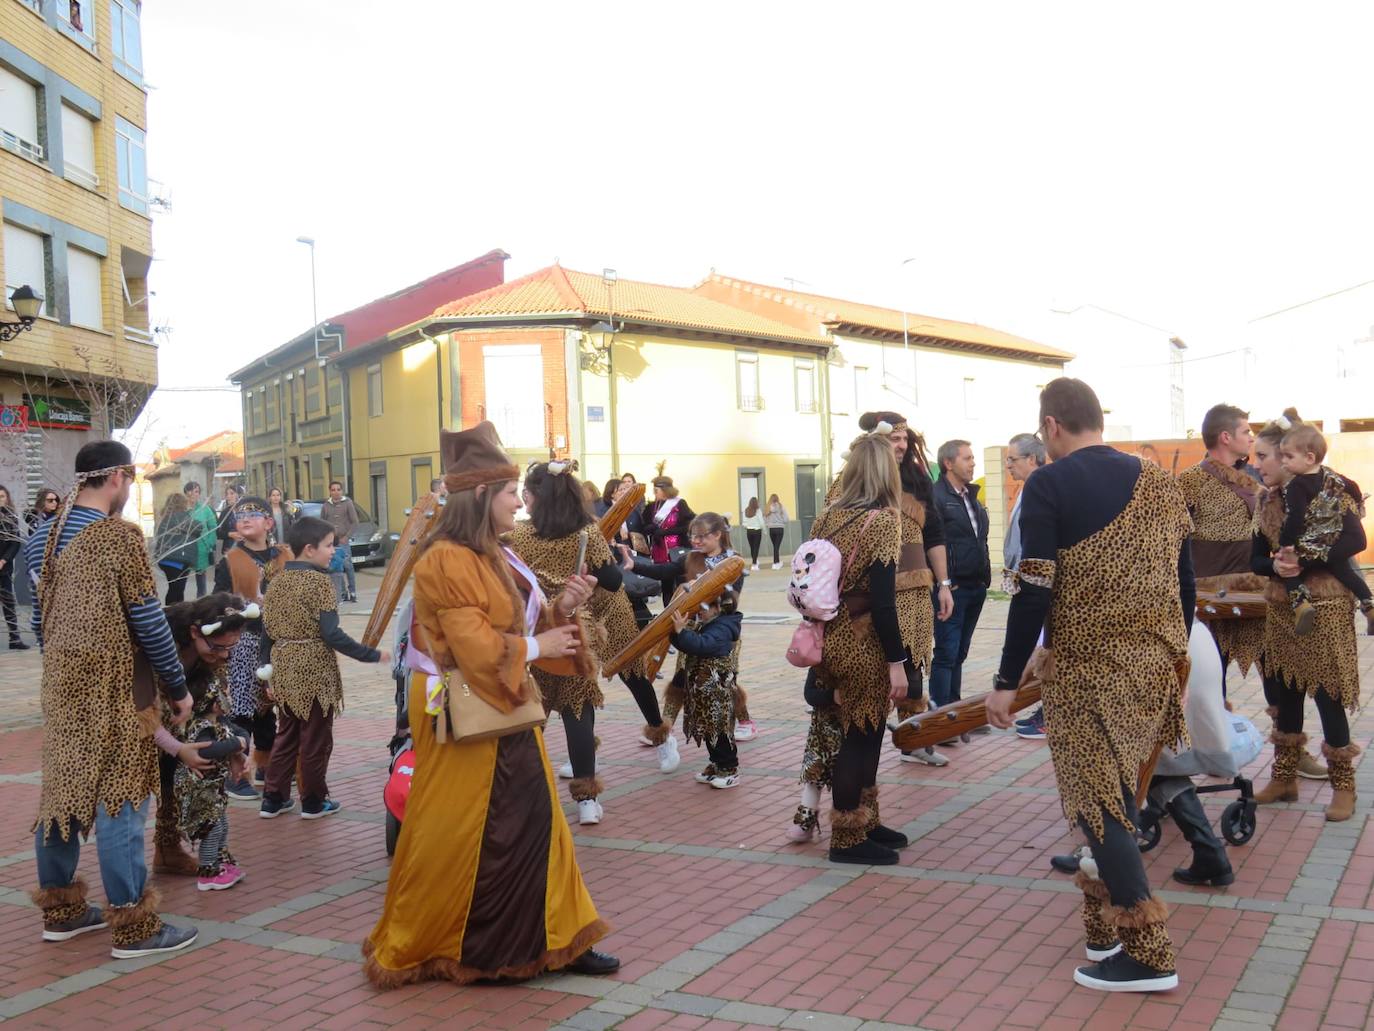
[1255,488,1360,708]
[811,504,902,733]
[800,704,843,788]
[264,567,346,718]
[1177,459,1265,674]
[506,522,607,716]
[826,475,933,671]
[173,672,233,841]
[1040,461,1191,839]
[35,518,161,840]
[676,630,736,746]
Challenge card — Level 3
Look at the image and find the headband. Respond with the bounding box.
[234,501,270,516]
[199,601,260,636]
[841,420,894,460]
[443,464,521,494]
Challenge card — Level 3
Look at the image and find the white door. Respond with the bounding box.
[483,344,544,448]
[738,473,761,523]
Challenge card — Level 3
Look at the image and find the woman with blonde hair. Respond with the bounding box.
[363,422,617,987]
[795,431,910,865]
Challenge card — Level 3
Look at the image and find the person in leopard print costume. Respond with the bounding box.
[989,379,1195,994]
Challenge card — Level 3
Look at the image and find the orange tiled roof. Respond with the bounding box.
[693,274,1072,362]
[431,266,827,348]
[167,430,243,463]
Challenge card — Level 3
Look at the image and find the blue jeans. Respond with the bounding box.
[35,798,150,906]
[929,584,987,707]
[341,548,356,596]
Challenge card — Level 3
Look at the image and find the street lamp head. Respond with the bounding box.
[296,236,315,247]
[9,284,42,322]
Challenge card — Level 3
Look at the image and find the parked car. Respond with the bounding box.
[291,499,395,567]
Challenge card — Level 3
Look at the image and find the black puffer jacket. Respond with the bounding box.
[932,475,991,588]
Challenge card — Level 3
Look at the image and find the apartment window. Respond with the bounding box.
[114,117,148,214]
[853,365,869,413]
[736,351,762,412]
[60,104,98,189]
[59,0,97,48]
[109,0,144,84]
[305,365,319,416]
[794,358,817,414]
[4,223,49,317]
[0,65,43,163]
[66,245,102,329]
[367,364,383,417]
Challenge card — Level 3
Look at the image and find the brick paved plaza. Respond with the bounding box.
[1,568,1372,1030]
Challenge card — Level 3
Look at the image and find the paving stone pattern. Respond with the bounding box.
[0,567,1371,1029]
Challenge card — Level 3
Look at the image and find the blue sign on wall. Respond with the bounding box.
[587,406,605,423]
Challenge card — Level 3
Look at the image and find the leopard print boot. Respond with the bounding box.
[861,785,908,848]
[1115,897,1176,975]
[1323,741,1360,822]
[32,877,104,942]
[1255,731,1303,804]
[1074,867,1119,958]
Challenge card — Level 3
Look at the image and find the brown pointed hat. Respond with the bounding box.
[440,421,520,494]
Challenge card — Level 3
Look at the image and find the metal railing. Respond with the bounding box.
[123,324,154,344]
[798,399,819,414]
[740,395,765,412]
[0,129,44,163]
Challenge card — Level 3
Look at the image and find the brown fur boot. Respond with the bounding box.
[828,806,897,865]
[1323,741,1360,822]
[152,808,199,877]
[1255,731,1304,804]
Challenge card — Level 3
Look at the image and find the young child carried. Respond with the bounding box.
[1277,417,1372,635]
[258,516,388,820]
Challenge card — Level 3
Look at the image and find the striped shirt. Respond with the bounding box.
[25,505,186,695]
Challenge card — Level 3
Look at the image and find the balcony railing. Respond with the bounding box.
[798,400,819,414]
[0,129,44,164]
[65,164,99,190]
[740,395,765,413]
[123,324,154,344]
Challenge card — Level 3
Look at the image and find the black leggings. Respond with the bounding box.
[160,564,191,604]
[561,704,597,779]
[832,722,885,810]
[706,733,738,772]
[235,710,277,753]
[1078,784,1152,910]
[1271,672,1350,747]
[0,564,16,641]
[622,672,663,726]
[746,529,762,564]
[768,527,785,565]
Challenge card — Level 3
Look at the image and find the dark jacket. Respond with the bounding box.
[932,474,991,587]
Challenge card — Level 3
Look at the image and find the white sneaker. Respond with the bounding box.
[638,734,656,747]
[900,747,949,767]
[577,799,603,825]
[656,736,680,773]
[734,720,758,742]
[751,563,759,571]
[709,772,740,790]
[771,562,781,570]
[694,765,718,784]
[558,761,598,779]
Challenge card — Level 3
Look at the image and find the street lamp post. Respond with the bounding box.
[296,236,321,361]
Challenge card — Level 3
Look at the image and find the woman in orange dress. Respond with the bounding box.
[363,422,617,988]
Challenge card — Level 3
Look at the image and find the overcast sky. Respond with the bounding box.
[127,1,1374,454]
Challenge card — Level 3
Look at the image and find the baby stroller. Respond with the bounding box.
[383,600,414,857]
[1135,620,1264,853]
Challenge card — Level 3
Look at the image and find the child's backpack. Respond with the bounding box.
[329,539,347,574]
[785,510,879,667]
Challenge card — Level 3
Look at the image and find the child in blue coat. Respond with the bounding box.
[669,587,743,789]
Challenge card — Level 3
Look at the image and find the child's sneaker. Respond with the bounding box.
[577,799,603,825]
[301,799,341,820]
[709,771,740,790]
[694,764,719,784]
[259,795,295,819]
[900,747,949,767]
[656,735,680,773]
[734,720,758,742]
[1016,709,1047,740]
[786,805,819,842]
[197,866,244,892]
[224,777,259,802]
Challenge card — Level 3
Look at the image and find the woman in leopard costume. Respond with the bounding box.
[1250,415,1362,822]
[799,434,912,866]
[507,460,678,822]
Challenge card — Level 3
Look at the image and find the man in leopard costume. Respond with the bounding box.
[989,379,1195,994]
[24,441,200,959]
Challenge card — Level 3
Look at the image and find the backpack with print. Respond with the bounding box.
[785,510,878,667]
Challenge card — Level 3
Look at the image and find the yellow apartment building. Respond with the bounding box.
[0,0,156,500]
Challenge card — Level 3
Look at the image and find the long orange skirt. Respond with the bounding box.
[363,674,607,987]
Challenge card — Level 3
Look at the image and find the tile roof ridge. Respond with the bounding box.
[547,264,591,313]
[434,263,561,316]
[702,272,839,320]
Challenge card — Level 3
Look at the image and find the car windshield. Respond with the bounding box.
[294,500,374,524]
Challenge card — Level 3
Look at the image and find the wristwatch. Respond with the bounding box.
[938,578,952,587]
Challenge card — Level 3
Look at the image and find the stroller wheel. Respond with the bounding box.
[1221,800,1256,846]
[1135,808,1162,852]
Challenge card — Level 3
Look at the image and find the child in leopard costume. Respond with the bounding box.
[669,588,743,789]
[174,668,250,890]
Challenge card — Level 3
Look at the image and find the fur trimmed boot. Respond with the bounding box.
[1073,896,1178,993]
[828,806,898,865]
[32,878,105,942]
[861,785,908,848]
[1255,731,1304,804]
[105,888,198,959]
[152,805,199,877]
[1323,741,1360,822]
[1073,867,1120,960]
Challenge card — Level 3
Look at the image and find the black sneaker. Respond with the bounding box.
[565,948,620,975]
[9,639,30,651]
[259,794,296,819]
[1074,950,1178,992]
[1172,863,1235,887]
[300,798,341,820]
[110,922,198,960]
[829,839,900,866]
[1050,846,1085,874]
[42,904,106,942]
[867,824,909,849]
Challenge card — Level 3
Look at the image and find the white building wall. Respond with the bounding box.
[825,333,1061,481]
